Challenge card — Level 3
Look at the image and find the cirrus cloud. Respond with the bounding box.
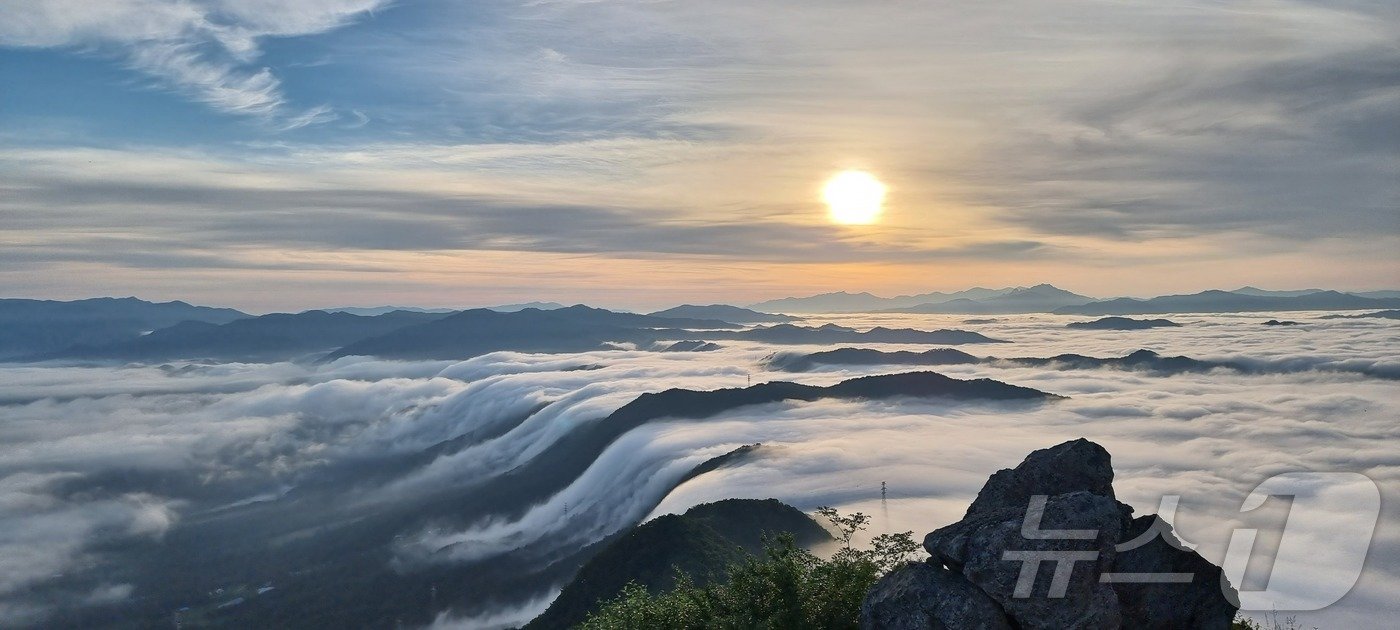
[0,0,387,120]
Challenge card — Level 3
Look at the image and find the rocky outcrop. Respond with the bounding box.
[861,562,1012,630]
[862,439,1236,629]
[1112,515,1238,629]
[961,438,1120,517]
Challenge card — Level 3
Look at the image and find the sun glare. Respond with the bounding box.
[822,170,886,225]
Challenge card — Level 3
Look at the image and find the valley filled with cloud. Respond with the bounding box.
[2,312,1394,627]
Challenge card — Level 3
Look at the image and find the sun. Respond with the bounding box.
[822,170,886,225]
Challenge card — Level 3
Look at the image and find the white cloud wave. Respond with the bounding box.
[0,314,1395,626]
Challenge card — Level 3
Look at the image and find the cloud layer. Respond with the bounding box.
[0,312,1396,626]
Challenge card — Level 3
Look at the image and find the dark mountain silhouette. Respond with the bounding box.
[316,306,459,316]
[768,348,980,372]
[748,290,898,313]
[766,348,1398,380]
[489,301,568,312]
[323,303,568,316]
[750,286,1400,315]
[526,498,830,629]
[326,305,739,360]
[769,348,1219,373]
[1230,286,1326,298]
[1234,287,1400,299]
[1066,317,1181,330]
[34,310,450,362]
[660,340,723,352]
[322,302,566,316]
[1320,310,1400,320]
[572,374,1058,452]
[694,323,1005,345]
[328,308,999,360]
[648,304,796,323]
[1056,290,1400,315]
[896,287,1017,304]
[673,443,763,487]
[995,350,1236,373]
[887,284,1094,314]
[0,297,248,359]
[1262,319,1301,326]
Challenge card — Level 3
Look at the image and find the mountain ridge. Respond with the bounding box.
[884,284,1095,314]
[525,498,831,629]
[325,305,740,360]
[648,304,796,323]
[0,296,249,359]
[748,286,1400,314]
[1056,289,1400,315]
[29,309,451,362]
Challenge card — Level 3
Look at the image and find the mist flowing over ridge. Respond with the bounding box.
[1,306,1396,628]
[4,0,1397,625]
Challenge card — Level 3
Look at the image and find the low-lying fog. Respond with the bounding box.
[1,312,1395,628]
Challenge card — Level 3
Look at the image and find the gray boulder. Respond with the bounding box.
[861,561,1013,630]
[964,438,1119,517]
[925,491,1124,629]
[862,439,1237,630]
[1111,515,1237,629]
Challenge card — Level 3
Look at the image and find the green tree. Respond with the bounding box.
[579,509,922,630]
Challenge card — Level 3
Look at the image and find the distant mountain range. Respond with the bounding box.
[33,310,449,362]
[648,304,796,323]
[0,297,248,359]
[691,323,1003,346]
[317,302,565,316]
[1053,290,1400,315]
[749,286,1021,313]
[325,305,740,361]
[1319,310,1400,320]
[315,306,459,316]
[5,289,1396,363]
[329,309,1000,361]
[766,348,1398,380]
[8,301,999,363]
[750,286,1400,315]
[488,301,568,312]
[883,284,1094,314]
[1233,286,1400,299]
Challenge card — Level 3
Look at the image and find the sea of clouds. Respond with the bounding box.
[1,312,1395,628]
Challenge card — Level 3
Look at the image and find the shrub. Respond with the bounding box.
[579,508,917,630]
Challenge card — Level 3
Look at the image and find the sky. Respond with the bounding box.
[1,0,1397,312]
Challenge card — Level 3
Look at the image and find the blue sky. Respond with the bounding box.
[1,0,1397,311]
